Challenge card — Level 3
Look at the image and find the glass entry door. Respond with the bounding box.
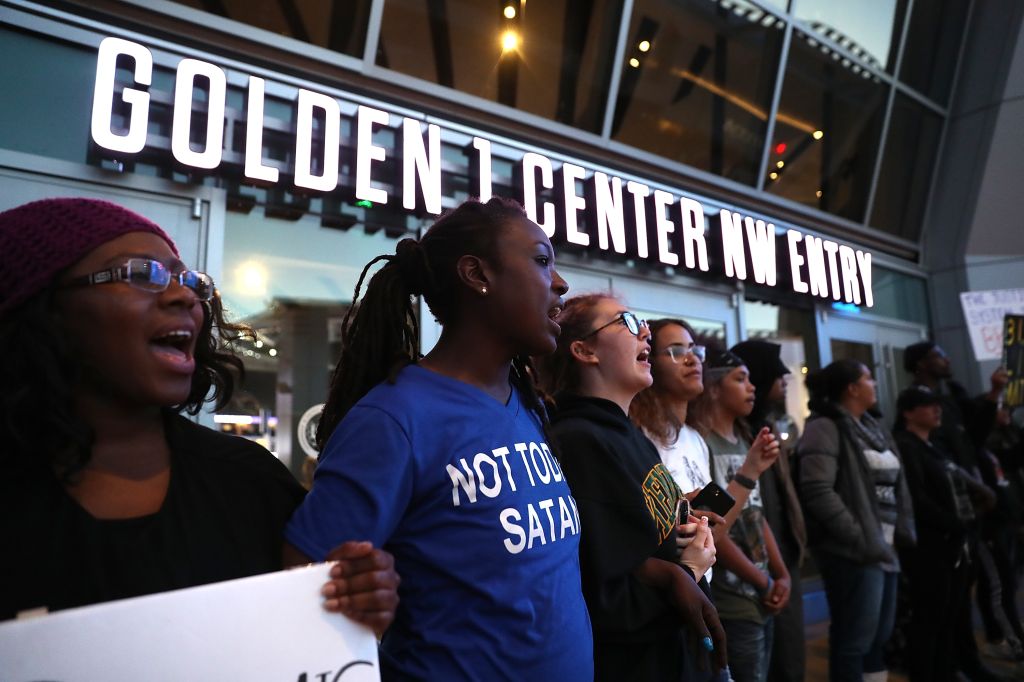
[815,309,926,424]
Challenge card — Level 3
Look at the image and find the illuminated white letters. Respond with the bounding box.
[857,250,874,307]
[838,245,861,304]
[589,172,627,254]
[91,37,151,154]
[402,118,442,214]
[243,77,278,183]
[745,218,777,286]
[294,89,340,192]
[560,162,589,246]
[719,210,747,280]
[472,136,492,202]
[804,236,830,298]
[679,197,709,272]
[822,240,842,301]
[522,153,556,237]
[787,230,809,294]
[625,181,650,259]
[355,105,390,204]
[653,190,678,266]
[171,59,226,169]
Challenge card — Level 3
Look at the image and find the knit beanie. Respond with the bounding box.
[730,339,790,391]
[0,197,179,317]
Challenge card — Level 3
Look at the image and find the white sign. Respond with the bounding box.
[0,564,379,682]
[959,288,1024,361]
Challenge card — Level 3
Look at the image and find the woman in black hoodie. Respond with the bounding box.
[536,293,727,681]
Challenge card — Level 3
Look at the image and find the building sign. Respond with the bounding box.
[90,37,874,307]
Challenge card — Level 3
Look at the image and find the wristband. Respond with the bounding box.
[758,575,774,597]
[733,472,756,490]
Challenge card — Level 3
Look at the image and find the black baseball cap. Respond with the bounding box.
[896,386,941,413]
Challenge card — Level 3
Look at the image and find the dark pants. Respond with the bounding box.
[767,567,805,682]
[976,525,1024,644]
[722,617,774,682]
[815,552,898,682]
[902,546,962,682]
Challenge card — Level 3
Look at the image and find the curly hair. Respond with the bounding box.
[532,293,612,398]
[316,196,551,451]
[0,286,252,481]
[630,318,699,448]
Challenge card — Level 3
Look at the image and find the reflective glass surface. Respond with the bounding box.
[767,30,888,222]
[170,0,372,57]
[870,94,943,240]
[870,267,930,326]
[611,0,785,186]
[899,0,970,105]
[376,0,625,133]
[792,0,909,72]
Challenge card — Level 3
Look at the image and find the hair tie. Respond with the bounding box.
[394,238,429,296]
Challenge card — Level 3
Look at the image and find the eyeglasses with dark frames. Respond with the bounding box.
[62,258,215,301]
[658,343,707,363]
[579,311,648,340]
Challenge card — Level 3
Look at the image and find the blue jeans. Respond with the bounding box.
[722,617,773,682]
[816,552,898,682]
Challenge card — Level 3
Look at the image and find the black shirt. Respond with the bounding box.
[1,413,306,620]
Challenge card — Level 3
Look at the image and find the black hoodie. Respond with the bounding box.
[550,393,694,681]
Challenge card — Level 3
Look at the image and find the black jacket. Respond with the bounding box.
[550,393,691,681]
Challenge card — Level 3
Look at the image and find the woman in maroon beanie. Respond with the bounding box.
[0,197,398,631]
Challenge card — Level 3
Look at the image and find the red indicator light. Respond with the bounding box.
[774,142,787,155]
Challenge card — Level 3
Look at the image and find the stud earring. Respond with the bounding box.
[481,287,488,295]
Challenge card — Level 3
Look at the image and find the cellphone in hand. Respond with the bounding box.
[691,481,736,518]
[675,497,691,526]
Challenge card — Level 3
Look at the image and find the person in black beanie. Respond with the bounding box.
[730,340,808,682]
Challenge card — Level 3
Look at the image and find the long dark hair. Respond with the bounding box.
[806,359,865,417]
[0,287,251,480]
[315,196,550,451]
[630,318,699,447]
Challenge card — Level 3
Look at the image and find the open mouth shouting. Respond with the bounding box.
[149,327,196,374]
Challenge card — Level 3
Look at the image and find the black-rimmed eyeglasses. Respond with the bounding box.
[62,258,215,301]
[579,311,648,340]
[658,343,707,363]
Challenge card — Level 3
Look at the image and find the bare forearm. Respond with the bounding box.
[715,534,769,590]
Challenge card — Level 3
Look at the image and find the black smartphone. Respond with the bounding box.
[691,481,736,518]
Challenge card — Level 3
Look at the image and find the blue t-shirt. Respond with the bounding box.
[286,364,593,681]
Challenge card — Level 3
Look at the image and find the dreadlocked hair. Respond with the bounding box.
[533,293,611,398]
[630,318,699,447]
[0,285,252,482]
[316,196,531,451]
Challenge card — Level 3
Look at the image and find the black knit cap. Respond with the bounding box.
[730,339,790,391]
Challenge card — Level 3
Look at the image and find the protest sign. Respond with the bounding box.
[959,289,1024,361]
[0,563,379,682]
[1005,314,1024,408]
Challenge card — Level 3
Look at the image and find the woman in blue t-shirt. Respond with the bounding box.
[535,294,727,681]
[284,197,594,681]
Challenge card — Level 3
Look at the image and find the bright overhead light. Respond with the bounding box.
[812,130,824,140]
[769,171,779,180]
[629,57,640,68]
[776,160,784,168]
[815,189,823,198]
[503,5,516,19]
[638,40,651,52]
[501,30,519,52]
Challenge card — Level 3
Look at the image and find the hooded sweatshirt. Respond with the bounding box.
[550,393,695,681]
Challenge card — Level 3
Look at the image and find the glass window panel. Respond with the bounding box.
[898,0,969,105]
[766,30,888,222]
[870,267,930,326]
[168,0,372,57]
[376,0,624,133]
[870,93,943,240]
[610,0,785,186]
[792,0,909,72]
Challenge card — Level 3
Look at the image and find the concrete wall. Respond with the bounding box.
[924,0,1024,393]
